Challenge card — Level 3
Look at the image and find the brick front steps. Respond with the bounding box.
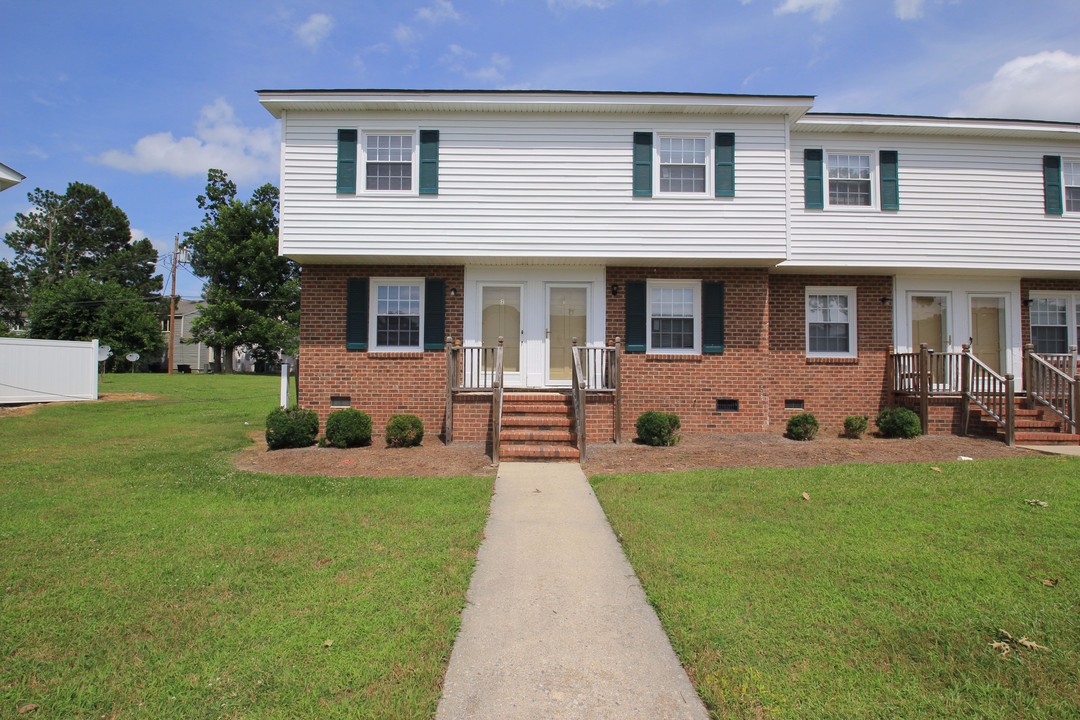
[499,392,580,462]
[970,401,1080,445]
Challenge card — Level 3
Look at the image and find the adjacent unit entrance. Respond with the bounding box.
[464,267,605,388]
[969,295,1007,374]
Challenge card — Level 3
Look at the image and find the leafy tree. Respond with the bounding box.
[184,169,299,372]
[0,260,26,333]
[4,182,162,299]
[27,275,164,367]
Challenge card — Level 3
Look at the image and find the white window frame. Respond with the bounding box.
[1064,159,1080,214]
[361,130,419,195]
[1030,292,1080,354]
[825,150,876,210]
[369,278,424,352]
[654,133,712,197]
[646,279,701,354]
[805,286,858,358]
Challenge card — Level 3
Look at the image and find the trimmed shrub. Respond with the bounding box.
[265,407,319,450]
[386,414,424,448]
[635,411,681,447]
[786,412,819,441]
[325,408,372,449]
[876,407,922,439]
[843,415,869,439]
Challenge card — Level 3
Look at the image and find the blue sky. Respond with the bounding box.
[3,0,1079,299]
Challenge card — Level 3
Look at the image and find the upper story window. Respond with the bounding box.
[828,153,872,207]
[372,279,423,351]
[365,133,415,192]
[1065,160,1080,212]
[806,287,858,358]
[647,280,701,353]
[659,136,707,194]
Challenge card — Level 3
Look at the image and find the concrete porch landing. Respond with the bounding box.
[436,462,708,720]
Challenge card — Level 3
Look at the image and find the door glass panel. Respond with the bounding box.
[911,295,948,352]
[482,286,520,373]
[548,287,587,383]
[971,296,1006,373]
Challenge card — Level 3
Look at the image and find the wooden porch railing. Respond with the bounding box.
[570,338,623,453]
[890,343,1015,445]
[1025,343,1078,435]
[491,338,505,464]
[570,339,587,461]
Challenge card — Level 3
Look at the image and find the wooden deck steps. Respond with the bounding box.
[499,392,579,462]
[969,400,1080,445]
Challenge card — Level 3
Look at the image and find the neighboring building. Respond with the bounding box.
[258,89,1080,456]
[161,299,211,372]
[0,162,24,192]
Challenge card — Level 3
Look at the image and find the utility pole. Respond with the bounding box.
[167,234,179,375]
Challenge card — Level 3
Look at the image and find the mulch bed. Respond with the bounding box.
[234,431,1040,478]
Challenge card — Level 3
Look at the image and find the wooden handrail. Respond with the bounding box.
[492,337,505,464]
[445,336,457,443]
[612,337,622,444]
[571,339,587,461]
[1025,344,1077,434]
[962,344,1015,446]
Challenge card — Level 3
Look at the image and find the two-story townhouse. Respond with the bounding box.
[258,89,1080,457]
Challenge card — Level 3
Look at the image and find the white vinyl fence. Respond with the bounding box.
[0,337,99,405]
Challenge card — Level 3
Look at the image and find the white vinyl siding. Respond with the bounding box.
[789,133,1080,272]
[806,287,857,358]
[278,112,789,263]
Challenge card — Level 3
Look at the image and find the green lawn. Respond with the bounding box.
[0,374,493,719]
[592,459,1079,719]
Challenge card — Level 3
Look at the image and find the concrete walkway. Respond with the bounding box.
[1018,444,1080,456]
[436,462,709,720]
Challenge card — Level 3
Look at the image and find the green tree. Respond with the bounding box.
[27,275,164,367]
[184,169,298,372]
[0,260,26,333]
[4,182,162,299]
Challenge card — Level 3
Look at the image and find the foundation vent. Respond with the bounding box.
[715,398,740,413]
[330,395,352,408]
[785,399,805,410]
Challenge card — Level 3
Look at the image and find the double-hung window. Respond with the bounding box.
[806,287,858,358]
[658,136,708,194]
[828,153,872,207]
[1065,160,1080,213]
[1030,297,1070,354]
[372,279,423,351]
[647,280,700,353]
[365,133,415,192]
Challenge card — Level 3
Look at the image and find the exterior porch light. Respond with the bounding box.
[879,295,892,306]
[611,284,620,297]
[449,287,458,297]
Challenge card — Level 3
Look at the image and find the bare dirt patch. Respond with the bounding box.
[0,393,158,418]
[233,430,1039,478]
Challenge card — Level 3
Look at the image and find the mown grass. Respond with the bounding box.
[0,374,493,719]
[592,459,1079,719]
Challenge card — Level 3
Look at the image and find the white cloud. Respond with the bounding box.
[894,0,924,20]
[955,50,1080,122]
[774,0,841,22]
[416,0,460,24]
[394,23,417,45]
[547,0,618,8]
[92,99,278,184]
[295,13,334,50]
[441,44,511,83]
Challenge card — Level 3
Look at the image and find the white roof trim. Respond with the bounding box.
[795,113,1080,141]
[0,162,25,192]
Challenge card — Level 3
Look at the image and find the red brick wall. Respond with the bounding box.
[299,264,464,437]
[767,274,894,435]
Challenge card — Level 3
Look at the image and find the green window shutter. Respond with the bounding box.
[1044,155,1063,215]
[346,278,368,351]
[625,280,646,353]
[702,282,725,354]
[337,129,358,194]
[880,150,899,211]
[804,148,824,209]
[632,132,653,197]
[419,129,439,195]
[715,132,735,198]
[423,278,446,350]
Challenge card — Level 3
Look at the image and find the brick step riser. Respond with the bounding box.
[501,432,574,444]
[502,405,573,415]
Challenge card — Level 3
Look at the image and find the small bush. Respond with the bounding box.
[635,411,681,447]
[386,414,424,448]
[325,408,372,448]
[786,412,819,441]
[843,415,869,439]
[265,407,319,450]
[876,407,922,439]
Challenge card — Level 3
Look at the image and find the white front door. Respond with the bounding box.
[545,284,589,387]
[480,284,524,386]
[969,294,1008,374]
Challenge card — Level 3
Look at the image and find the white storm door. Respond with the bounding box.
[480,284,525,387]
[969,294,1008,375]
[545,284,589,387]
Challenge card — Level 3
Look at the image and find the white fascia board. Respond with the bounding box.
[0,162,26,192]
[795,114,1080,141]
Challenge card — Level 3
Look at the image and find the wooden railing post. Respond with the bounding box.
[1005,373,1016,446]
[492,336,504,464]
[919,343,930,435]
[960,343,971,437]
[1071,346,1079,434]
[886,344,895,403]
[1024,343,1035,409]
[613,336,622,444]
[445,336,456,443]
